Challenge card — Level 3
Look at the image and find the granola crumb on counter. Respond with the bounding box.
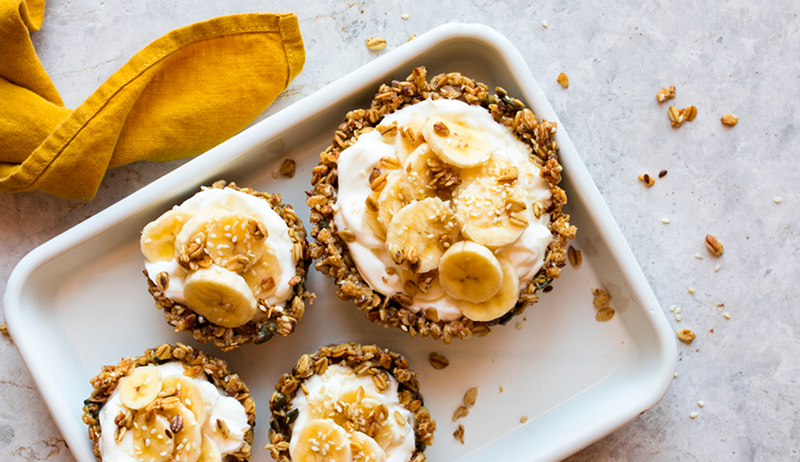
[638,173,655,186]
[656,86,676,102]
[542,19,548,27]
[595,307,615,322]
[690,412,698,419]
[658,169,668,178]
[662,217,670,224]
[684,105,698,121]
[721,114,738,126]
[452,406,469,421]
[705,234,724,256]
[698,400,705,407]
[515,323,524,330]
[365,36,387,50]
[401,13,409,19]
[568,246,582,267]
[429,352,450,370]
[520,416,529,423]
[695,253,703,260]
[454,425,465,444]
[688,287,696,294]
[675,313,682,322]
[677,329,696,343]
[557,73,569,88]
[279,159,296,178]
[668,106,684,127]
[463,387,478,407]
[592,288,611,307]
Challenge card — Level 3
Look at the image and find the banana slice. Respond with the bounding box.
[385,197,459,274]
[205,211,268,271]
[161,376,208,427]
[141,209,196,262]
[350,431,386,462]
[455,256,520,322]
[399,270,445,301]
[376,174,416,236]
[119,366,163,410]
[163,404,202,462]
[454,177,529,248]
[438,241,504,303]
[173,209,222,258]
[198,436,222,462]
[183,266,257,328]
[242,244,282,301]
[394,118,425,164]
[363,190,386,240]
[132,412,174,462]
[292,419,353,462]
[422,116,492,168]
[402,144,438,200]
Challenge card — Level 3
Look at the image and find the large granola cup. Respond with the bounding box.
[145,181,315,352]
[265,342,435,462]
[307,67,577,344]
[81,343,256,462]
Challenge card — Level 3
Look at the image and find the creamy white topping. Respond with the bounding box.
[333,99,552,320]
[98,362,249,461]
[289,365,415,462]
[145,187,297,316]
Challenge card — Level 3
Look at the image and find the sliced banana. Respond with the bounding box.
[455,256,520,322]
[363,190,386,240]
[394,118,425,164]
[292,419,353,462]
[173,209,222,259]
[198,436,222,462]
[350,431,386,462]
[205,211,267,271]
[438,241,504,303]
[183,266,257,328]
[141,209,196,262]
[402,143,438,200]
[454,177,529,248]
[385,197,459,274]
[161,375,208,427]
[242,244,281,301]
[163,404,202,462]
[132,412,174,462]
[422,116,492,168]
[119,366,163,410]
[376,174,416,236]
[400,270,445,301]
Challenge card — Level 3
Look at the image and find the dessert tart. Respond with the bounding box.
[141,181,314,351]
[82,343,255,462]
[308,67,577,343]
[265,343,435,462]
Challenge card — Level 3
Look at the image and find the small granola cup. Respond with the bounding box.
[265,342,435,462]
[307,67,577,344]
[142,180,315,352]
[82,343,256,462]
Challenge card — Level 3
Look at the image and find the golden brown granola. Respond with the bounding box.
[705,234,724,256]
[81,343,256,462]
[145,181,315,352]
[265,342,435,462]
[307,67,577,343]
[656,86,676,102]
[428,352,449,370]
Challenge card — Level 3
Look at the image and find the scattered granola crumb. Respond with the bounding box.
[515,323,524,330]
[279,159,296,178]
[695,253,703,260]
[596,308,615,322]
[774,197,782,204]
[592,287,611,306]
[721,114,738,126]
[723,312,731,319]
[675,313,682,322]
[557,73,569,88]
[677,329,696,343]
[499,386,505,393]
[520,416,529,423]
[271,169,279,179]
[0,322,7,337]
[401,13,409,19]
[698,400,705,407]
[656,86,676,102]
[658,169,668,178]
[690,412,698,419]
[684,105,698,121]
[366,36,387,50]
[638,173,655,186]
[407,34,416,41]
[714,264,721,272]
[688,287,696,294]
[668,106,684,127]
[429,352,450,370]
[542,19,548,27]
[568,246,582,267]
[453,425,465,444]
[662,217,670,224]
[669,305,676,312]
[674,372,678,378]
[463,387,478,407]
[705,234,724,256]
[452,405,469,421]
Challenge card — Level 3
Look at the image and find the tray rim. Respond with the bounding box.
[4,22,677,462]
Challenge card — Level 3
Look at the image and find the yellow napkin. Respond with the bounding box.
[0,0,304,200]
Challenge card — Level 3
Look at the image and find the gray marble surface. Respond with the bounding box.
[1,1,798,461]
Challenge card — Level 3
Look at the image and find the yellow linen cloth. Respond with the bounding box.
[0,0,304,200]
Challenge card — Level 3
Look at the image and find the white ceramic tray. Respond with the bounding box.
[4,23,676,462]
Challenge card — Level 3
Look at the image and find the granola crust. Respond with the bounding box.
[145,180,316,352]
[307,67,577,343]
[81,343,256,461]
[265,342,435,462]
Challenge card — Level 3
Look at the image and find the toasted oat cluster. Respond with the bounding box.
[266,343,435,462]
[142,181,314,351]
[82,343,256,462]
[307,67,576,343]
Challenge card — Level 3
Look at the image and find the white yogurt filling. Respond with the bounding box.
[145,187,297,315]
[289,365,415,462]
[333,99,553,321]
[98,362,249,461]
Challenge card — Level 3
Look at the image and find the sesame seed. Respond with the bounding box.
[542,19,548,27]
[401,13,409,19]
[176,216,183,222]
[675,307,682,314]
[724,312,731,319]
[669,305,676,312]
[688,287,695,294]
[144,238,152,244]
[674,372,678,378]
[695,253,702,260]
[224,225,231,231]
[698,400,705,407]
[774,197,782,203]
[714,264,720,272]
[675,313,682,321]
[662,217,670,224]
[690,412,698,419]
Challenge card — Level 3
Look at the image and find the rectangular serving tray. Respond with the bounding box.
[4,23,676,462]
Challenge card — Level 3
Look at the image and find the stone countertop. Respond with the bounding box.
[1,1,798,461]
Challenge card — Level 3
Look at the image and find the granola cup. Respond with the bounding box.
[142,180,315,352]
[81,343,256,462]
[308,67,577,344]
[265,342,435,462]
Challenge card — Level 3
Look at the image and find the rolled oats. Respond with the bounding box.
[656,86,676,102]
[279,159,296,178]
[568,245,582,267]
[366,37,387,50]
[676,329,696,343]
[705,234,724,256]
[721,114,738,126]
[557,73,569,88]
[453,425,465,444]
[428,352,450,370]
[595,308,615,322]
